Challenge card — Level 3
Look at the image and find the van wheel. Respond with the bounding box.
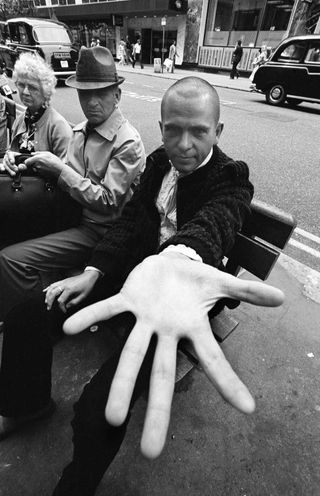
[266,84,286,106]
[286,98,302,106]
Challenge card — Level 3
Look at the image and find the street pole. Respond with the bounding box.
[161,16,166,73]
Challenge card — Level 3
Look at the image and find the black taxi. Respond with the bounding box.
[0,17,78,79]
[253,34,320,106]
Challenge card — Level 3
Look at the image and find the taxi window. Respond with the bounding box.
[305,43,320,63]
[277,41,306,63]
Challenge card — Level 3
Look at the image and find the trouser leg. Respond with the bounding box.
[53,323,156,496]
[0,223,105,320]
[0,300,56,417]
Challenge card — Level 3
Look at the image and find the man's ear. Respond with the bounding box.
[216,121,224,139]
[115,88,121,104]
[159,120,163,140]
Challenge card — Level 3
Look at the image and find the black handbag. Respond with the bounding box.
[0,166,82,247]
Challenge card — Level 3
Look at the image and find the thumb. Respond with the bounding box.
[221,275,285,307]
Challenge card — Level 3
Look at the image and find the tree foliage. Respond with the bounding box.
[0,0,36,21]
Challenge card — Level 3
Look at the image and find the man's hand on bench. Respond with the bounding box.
[63,253,284,459]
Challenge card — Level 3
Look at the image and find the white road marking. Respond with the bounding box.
[289,239,320,259]
[295,227,320,245]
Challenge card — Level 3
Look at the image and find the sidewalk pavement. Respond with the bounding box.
[0,65,320,496]
[117,62,253,92]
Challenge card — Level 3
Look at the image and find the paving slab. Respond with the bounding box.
[0,257,319,496]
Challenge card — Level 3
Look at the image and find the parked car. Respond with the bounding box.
[0,17,78,79]
[253,34,320,106]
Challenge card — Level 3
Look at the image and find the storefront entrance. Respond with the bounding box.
[128,28,177,64]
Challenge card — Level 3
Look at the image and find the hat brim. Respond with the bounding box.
[65,75,125,89]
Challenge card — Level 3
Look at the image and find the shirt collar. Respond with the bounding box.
[73,107,125,141]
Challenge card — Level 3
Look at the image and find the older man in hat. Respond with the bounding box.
[0,46,145,318]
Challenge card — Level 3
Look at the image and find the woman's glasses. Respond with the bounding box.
[16,82,41,93]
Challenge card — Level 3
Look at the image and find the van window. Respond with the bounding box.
[18,25,31,45]
[33,26,71,44]
[277,41,306,62]
[305,42,320,63]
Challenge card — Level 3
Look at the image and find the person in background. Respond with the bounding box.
[125,35,132,64]
[0,52,72,168]
[0,46,145,321]
[132,39,144,69]
[168,40,178,73]
[0,95,7,158]
[249,45,268,90]
[230,39,243,79]
[118,39,126,66]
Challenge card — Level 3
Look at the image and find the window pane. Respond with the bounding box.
[261,1,293,31]
[33,26,71,43]
[277,42,307,62]
[305,43,320,62]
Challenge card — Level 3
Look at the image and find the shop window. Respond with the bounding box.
[232,8,260,30]
[261,0,293,31]
[205,0,233,33]
[277,41,307,62]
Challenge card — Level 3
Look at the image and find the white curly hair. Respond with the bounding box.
[13,52,57,106]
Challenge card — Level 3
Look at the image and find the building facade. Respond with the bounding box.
[31,0,320,71]
[198,0,320,71]
[33,0,190,65]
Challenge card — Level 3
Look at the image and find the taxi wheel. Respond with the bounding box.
[266,84,286,106]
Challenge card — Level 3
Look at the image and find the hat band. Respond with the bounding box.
[76,72,119,83]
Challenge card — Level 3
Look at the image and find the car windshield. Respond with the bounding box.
[33,26,71,44]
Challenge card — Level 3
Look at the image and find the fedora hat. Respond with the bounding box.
[66,45,124,90]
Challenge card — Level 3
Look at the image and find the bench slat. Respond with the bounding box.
[226,232,279,281]
[246,199,297,249]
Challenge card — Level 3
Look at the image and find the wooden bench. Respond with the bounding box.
[0,98,297,378]
[177,199,297,377]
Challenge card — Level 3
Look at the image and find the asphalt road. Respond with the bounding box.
[51,74,320,272]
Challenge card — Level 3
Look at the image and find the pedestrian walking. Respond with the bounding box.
[168,40,178,73]
[230,40,243,79]
[132,39,143,69]
[118,40,126,66]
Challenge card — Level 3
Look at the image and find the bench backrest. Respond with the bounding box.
[226,199,297,281]
[180,199,297,363]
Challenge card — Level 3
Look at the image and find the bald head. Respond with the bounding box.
[159,77,223,174]
[161,77,220,125]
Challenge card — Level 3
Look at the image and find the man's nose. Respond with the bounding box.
[178,132,192,150]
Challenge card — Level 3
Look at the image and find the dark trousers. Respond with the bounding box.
[230,59,240,79]
[132,53,143,69]
[0,300,155,496]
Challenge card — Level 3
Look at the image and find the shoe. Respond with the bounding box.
[0,399,56,441]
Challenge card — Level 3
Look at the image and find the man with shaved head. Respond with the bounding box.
[0,77,284,495]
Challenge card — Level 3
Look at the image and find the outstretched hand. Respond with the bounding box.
[63,253,284,459]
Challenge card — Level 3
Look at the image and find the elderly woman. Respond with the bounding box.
[1,51,72,173]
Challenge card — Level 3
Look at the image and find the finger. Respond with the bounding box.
[193,323,255,415]
[65,293,87,309]
[45,284,63,309]
[140,335,177,459]
[106,323,152,426]
[63,293,127,335]
[219,274,284,307]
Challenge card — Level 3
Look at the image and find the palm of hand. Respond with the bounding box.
[64,254,284,459]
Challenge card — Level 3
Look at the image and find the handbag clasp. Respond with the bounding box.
[11,173,22,192]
